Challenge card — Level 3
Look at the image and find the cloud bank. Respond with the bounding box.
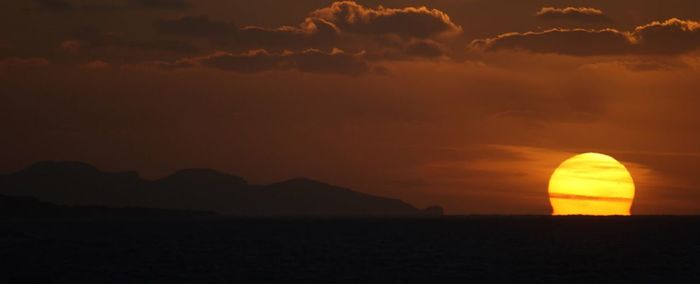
[471,18,700,56]
[155,1,460,60]
[160,49,377,76]
[309,1,462,38]
[536,7,610,23]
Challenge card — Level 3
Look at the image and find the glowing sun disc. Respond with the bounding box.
[548,152,635,215]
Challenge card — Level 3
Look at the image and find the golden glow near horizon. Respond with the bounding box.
[548,153,635,215]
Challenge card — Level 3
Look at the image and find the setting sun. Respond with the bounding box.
[548,153,635,215]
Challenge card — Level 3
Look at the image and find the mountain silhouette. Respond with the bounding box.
[0,194,215,219]
[0,161,443,216]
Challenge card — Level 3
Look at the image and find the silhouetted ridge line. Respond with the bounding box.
[160,168,248,188]
[0,161,443,217]
[0,194,215,219]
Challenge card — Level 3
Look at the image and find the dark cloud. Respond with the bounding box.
[403,39,447,58]
[361,38,448,61]
[153,1,458,59]
[136,0,190,10]
[471,28,632,56]
[161,49,377,76]
[634,18,700,54]
[235,19,341,49]
[536,7,611,23]
[156,1,461,42]
[309,1,462,38]
[471,18,700,56]
[155,15,341,50]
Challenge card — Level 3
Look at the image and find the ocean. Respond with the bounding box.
[1,216,699,283]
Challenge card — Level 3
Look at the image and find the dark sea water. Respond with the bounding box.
[1,216,699,283]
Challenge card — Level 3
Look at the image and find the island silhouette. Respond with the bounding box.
[0,161,442,217]
[0,193,215,219]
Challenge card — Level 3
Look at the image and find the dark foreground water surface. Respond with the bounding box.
[1,216,699,283]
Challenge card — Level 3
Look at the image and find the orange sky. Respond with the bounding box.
[2,0,700,214]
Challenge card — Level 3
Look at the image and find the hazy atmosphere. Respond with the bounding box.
[3,0,700,214]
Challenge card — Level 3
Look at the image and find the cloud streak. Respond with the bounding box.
[471,18,700,56]
[155,1,462,42]
[471,28,632,56]
[160,49,378,76]
[536,7,610,23]
[155,1,459,59]
[309,1,462,38]
[549,193,633,203]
